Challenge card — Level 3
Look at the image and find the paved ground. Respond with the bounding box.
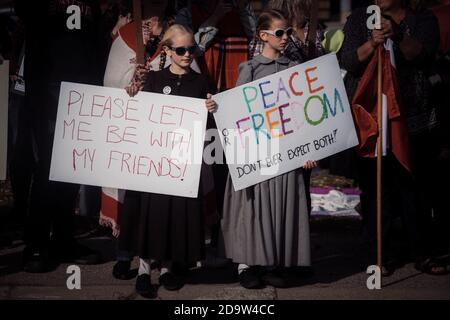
[0,216,449,300]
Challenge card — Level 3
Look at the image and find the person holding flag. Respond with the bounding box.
[340,0,442,276]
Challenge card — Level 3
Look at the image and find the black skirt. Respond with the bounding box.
[137,192,205,265]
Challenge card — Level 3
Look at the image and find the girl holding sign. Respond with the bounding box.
[102,1,178,295]
[219,9,316,289]
[135,24,216,294]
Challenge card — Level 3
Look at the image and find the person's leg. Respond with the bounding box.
[25,153,54,250]
[112,249,134,280]
[135,258,156,298]
[50,180,79,252]
[358,155,396,273]
[427,129,450,258]
[39,145,99,264]
[432,153,450,257]
[23,89,54,272]
[412,134,433,261]
[48,82,99,263]
[303,168,312,216]
[8,93,20,157]
[261,265,288,288]
[380,155,399,270]
[24,84,100,271]
[408,133,447,274]
[9,94,34,224]
[358,157,378,264]
[237,263,264,289]
[158,261,188,291]
[113,190,140,279]
[210,163,228,248]
[78,185,101,218]
[138,258,151,275]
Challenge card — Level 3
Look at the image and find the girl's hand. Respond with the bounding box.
[303,160,317,170]
[205,93,217,113]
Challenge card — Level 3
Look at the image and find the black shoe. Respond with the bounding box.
[0,235,13,249]
[113,260,132,280]
[159,272,185,291]
[380,260,399,277]
[55,241,102,265]
[87,225,112,238]
[290,266,314,278]
[73,216,96,236]
[135,274,157,299]
[262,268,288,288]
[415,258,448,276]
[23,247,56,273]
[238,268,264,289]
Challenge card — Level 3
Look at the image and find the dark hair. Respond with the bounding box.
[408,0,436,12]
[117,0,133,17]
[141,0,177,19]
[256,9,286,34]
[268,0,311,29]
[249,9,287,58]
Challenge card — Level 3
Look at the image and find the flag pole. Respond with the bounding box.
[133,0,145,64]
[376,45,383,283]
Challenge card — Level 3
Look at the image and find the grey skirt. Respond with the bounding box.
[220,169,311,267]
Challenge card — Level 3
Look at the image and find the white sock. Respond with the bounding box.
[160,267,169,275]
[138,258,150,275]
[238,263,250,275]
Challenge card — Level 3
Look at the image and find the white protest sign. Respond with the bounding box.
[0,60,9,180]
[213,53,359,191]
[50,82,207,198]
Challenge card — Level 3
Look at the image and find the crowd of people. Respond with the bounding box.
[0,0,448,299]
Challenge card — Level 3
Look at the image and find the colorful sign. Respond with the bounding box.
[213,54,359,191]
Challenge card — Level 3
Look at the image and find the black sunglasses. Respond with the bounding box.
[168,45,197,56]
[262,28,294,38]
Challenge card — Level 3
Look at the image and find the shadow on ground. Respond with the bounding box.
[1,214,369,287]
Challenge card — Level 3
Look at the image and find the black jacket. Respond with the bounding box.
[143,67,214,99]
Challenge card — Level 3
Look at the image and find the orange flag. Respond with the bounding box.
[351,42,412,172]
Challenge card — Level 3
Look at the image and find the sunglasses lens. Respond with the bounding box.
[275,29,284,37]
[286,28,293,36]
[187,46,197,54]
[173,46,196,56]
[175,47,187,56]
